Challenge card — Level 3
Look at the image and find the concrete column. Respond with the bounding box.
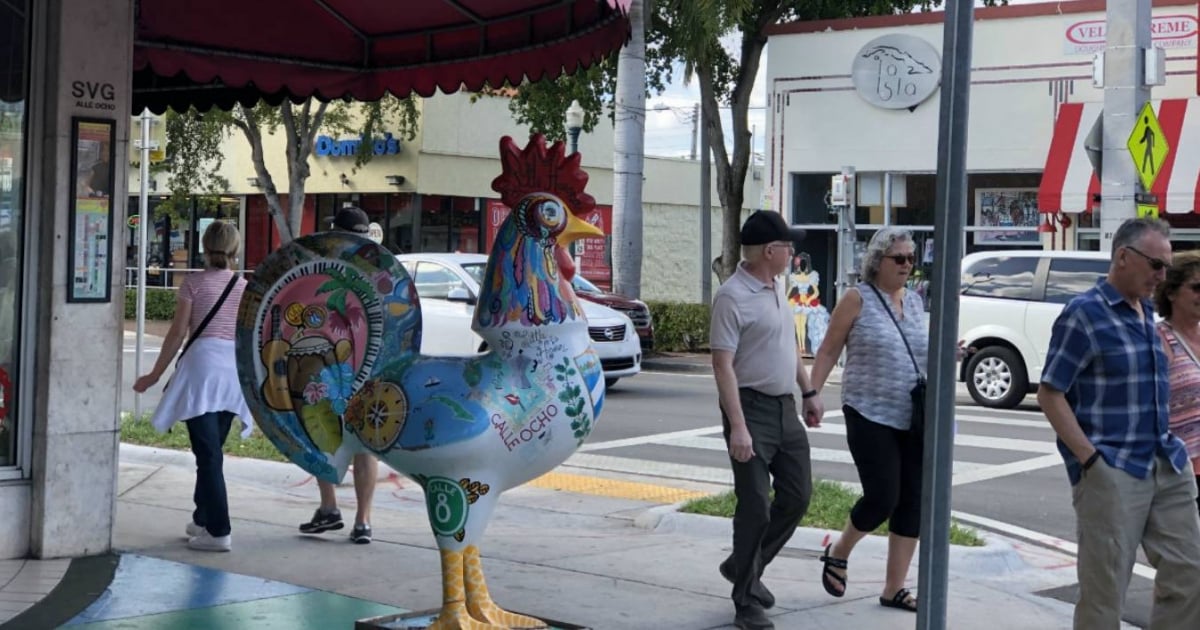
[1099,0,1151,252]
[28,0,134,558]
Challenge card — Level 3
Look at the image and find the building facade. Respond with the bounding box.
[765,0,1200,305]
[125,92,764,303]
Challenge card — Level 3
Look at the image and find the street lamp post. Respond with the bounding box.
[564,99,584,156]
[564,99,585,270]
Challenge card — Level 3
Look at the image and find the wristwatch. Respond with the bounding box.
[801,389,819,399]
[1082,451,1102,471]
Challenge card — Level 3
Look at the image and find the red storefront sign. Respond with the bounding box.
[485,199,612,290]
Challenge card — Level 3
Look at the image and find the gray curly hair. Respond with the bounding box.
[860,227,915,283]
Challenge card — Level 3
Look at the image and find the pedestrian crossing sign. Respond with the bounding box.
[1127,102,1169,191]
[1137,203,1159,219]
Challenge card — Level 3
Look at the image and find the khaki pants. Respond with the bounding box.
[1073,455,1200,630]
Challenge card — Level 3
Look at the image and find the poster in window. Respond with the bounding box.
[67,118,116,302]
[974,188,1040,246]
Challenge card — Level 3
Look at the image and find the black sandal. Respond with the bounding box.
[818,543,847,598]
[880,587,918,612]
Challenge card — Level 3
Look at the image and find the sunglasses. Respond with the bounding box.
[1126,246,1170,272]
[886,254,916,265]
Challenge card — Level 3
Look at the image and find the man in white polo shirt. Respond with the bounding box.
[710,210,824,630]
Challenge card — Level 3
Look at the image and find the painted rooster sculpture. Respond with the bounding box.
[236,135,605,630]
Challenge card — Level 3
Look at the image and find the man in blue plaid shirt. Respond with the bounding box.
[1039,218,1200,630]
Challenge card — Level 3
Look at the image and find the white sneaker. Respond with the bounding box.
[185,522,205,538]
[188,531,232,552]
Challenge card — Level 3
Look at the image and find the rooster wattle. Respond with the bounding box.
[236,135,605,630]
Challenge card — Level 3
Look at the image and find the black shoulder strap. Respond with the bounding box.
[867,283,924,381]
[178,273,240,361]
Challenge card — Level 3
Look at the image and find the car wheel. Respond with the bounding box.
[965,346,1028,409]
[605,378,619,389]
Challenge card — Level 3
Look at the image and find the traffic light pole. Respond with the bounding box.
[1100,0,1151,252]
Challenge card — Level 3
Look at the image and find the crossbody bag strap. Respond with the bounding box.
[178,273,239,362]
[866,283,924,380]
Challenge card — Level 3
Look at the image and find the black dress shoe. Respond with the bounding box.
[734,604,774,630]
[720,557,776,609]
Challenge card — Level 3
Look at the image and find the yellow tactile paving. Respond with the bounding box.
[528,471,712,504]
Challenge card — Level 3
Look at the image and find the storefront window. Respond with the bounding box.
[0,0,29,466]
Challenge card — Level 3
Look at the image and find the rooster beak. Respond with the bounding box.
[556,211,604,247]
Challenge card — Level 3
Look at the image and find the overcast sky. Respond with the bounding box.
[642,0,1047,159]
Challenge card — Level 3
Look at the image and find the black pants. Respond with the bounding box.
[187,411,235,537]
[722,388,812,608]
[844,405,923,538]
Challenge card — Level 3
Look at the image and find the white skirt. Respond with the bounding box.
[150,337,254,438]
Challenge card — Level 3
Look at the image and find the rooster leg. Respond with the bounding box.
[464,545,548,629]
[427,548,508,630]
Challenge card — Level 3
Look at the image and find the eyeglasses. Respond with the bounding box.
[886,254,916,265]
[1125,246,1170,272]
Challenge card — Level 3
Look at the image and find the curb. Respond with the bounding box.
[639,508,1041,579]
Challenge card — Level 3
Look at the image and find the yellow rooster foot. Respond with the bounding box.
[463,545,548,629]
[426,601,508,630]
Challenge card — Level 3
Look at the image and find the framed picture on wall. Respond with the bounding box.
[67,117,116,303]
[974,188,1040,246]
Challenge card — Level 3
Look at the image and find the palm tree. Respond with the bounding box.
[611,0,646,298]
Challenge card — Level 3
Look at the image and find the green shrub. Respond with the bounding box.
[646,301,710,352]
[124,288,178,320]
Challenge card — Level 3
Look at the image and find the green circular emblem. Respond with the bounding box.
[425,476,468,536]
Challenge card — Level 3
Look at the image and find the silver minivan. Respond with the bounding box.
[957,250,1110,409]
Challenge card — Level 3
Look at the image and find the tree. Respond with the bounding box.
[158,97,419,244]
[507,0,1006,289]
[611,0,647,298]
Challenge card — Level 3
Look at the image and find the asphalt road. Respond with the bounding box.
[596,369,1076,544]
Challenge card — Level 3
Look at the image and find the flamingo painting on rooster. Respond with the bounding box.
[236,134,606,629]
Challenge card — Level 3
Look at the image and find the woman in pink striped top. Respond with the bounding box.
[133,221,253,551]
[1154,250,1200,516]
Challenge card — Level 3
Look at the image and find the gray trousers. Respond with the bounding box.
[721,388,813,608]
[1073,455,1200,630]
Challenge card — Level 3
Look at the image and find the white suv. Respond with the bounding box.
[958,250,1110,409]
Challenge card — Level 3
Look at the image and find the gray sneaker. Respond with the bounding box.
[299,508,343,534]
[350,523,372,544]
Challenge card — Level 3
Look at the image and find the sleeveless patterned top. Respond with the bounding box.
[841,282,929,430]
[1157,322,1200,466]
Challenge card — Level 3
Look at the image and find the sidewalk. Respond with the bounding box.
[2,444,1115,629]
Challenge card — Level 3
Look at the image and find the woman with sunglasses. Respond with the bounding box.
[807,227,927,613]
[1154,250,1200,517]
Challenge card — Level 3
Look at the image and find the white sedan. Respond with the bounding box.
[395,253,641,387]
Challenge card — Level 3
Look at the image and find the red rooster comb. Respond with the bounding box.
[491,134,596,218]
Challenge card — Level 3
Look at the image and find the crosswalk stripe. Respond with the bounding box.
[811,421,1058,454]
[658,434,991,475]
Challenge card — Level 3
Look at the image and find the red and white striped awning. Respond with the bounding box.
[1038,99,1200,215]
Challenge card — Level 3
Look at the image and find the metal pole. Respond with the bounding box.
[700,101,712,303]
[837,166,856,300]
[882,172,893,226]
[134,110,151,419]
[1099,0,1150,252]
[920,1,974,628]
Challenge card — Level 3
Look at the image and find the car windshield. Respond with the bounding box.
[572,275,602,294]
[461,262,486,287]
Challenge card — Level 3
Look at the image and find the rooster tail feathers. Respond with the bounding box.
[236,232,420,482]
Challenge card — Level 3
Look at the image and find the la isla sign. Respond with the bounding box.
[1064,14,1197,55]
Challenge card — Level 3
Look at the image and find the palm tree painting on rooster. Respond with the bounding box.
[236,134,606,629]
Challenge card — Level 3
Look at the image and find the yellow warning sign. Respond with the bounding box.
[1137,203,1159,219]
[1127,102,1170,191]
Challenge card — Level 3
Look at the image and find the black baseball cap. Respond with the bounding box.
[740,210,805,246]
[329,206,370,234]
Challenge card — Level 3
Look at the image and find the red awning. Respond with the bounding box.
[1038,99,1200,215]
[132,0,631,113]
